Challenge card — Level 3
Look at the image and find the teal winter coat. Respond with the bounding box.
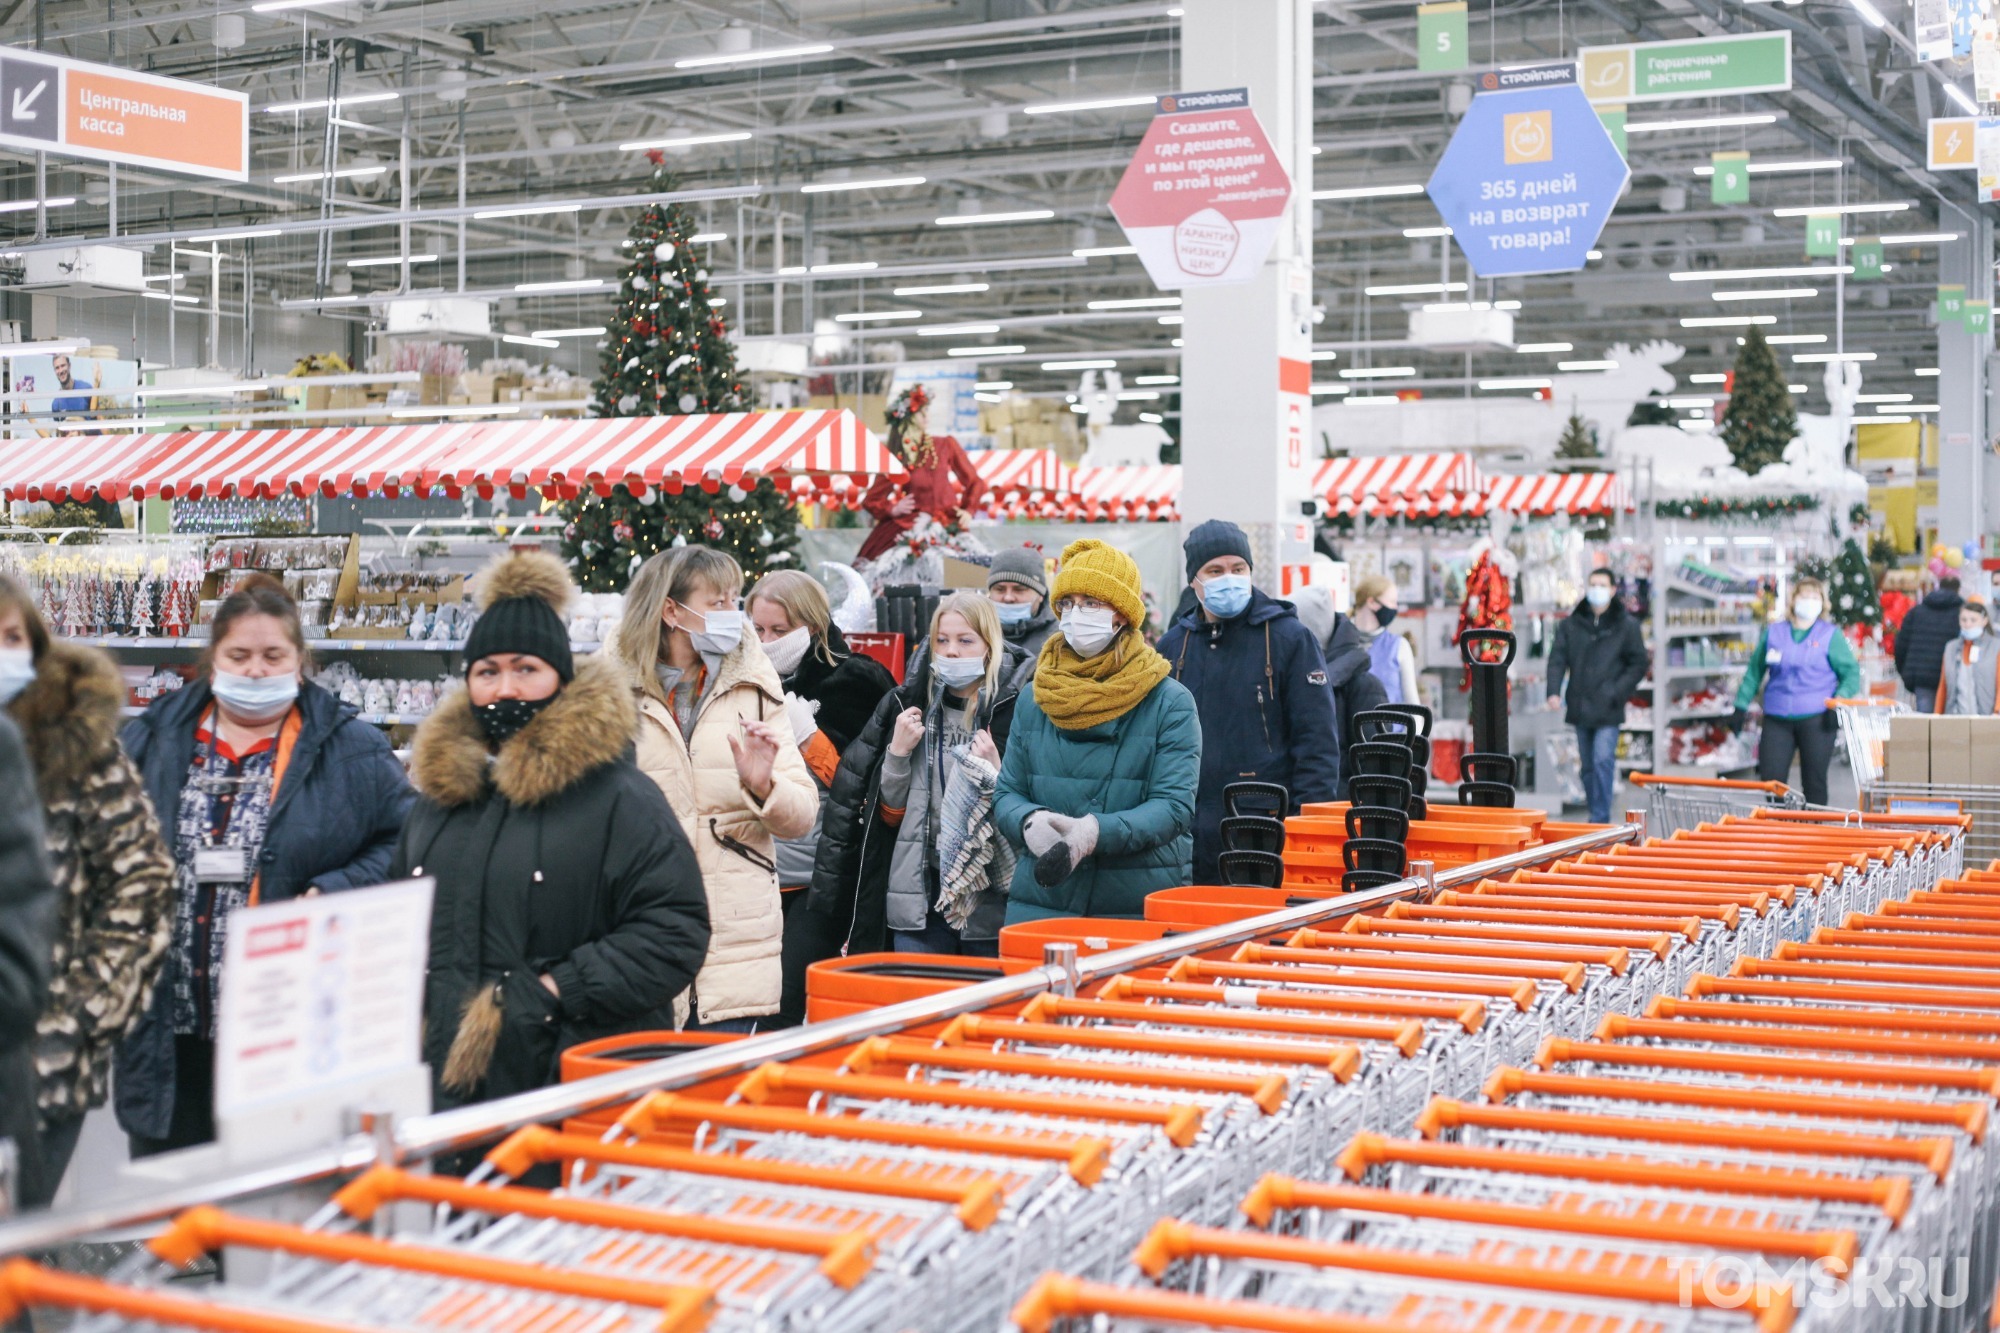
[994,677,1201,921]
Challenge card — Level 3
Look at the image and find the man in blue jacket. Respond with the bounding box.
[1158,520,1341,885]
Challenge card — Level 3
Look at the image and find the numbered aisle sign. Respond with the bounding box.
[1417,2,1469,72]
[1852,238,1885,280]
[1966,300,1991,336]
[1939,284,1967,322]
[1805,215,1841,257]
[1711,151,1750,204]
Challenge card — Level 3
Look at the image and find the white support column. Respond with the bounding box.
[1936,202,1993,549]
[1177,0,1317,591]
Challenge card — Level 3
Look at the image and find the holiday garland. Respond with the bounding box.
[1654,494,1820,522]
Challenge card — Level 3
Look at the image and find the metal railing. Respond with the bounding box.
[0,819,1644,1258]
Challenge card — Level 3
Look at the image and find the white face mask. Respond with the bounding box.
[678,605,745,657]
[931,654,987,689]
[0,648,34,706]
[211,669,300,725]
[1793,599,1823,624]
[761,627,811,676]
[1060,606,1120,658]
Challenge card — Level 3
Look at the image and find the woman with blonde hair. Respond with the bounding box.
[616,545,816,1032]
[808,592,1026,956]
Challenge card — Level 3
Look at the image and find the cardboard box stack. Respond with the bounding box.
[1882,713,2000,786]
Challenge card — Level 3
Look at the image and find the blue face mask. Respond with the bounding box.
[1200,573,1253,619]
[1964,625,1986,641]
[992,600,1033,626]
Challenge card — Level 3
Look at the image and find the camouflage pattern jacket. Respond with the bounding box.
[11,640,174,1119]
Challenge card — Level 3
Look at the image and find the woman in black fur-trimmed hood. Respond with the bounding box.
[389,551,709,1116]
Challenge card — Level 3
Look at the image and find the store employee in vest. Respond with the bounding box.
[1157,520,1341,885]
[1730,577,1860,807]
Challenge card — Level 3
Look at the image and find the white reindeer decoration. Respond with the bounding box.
[1077,367,1172,467]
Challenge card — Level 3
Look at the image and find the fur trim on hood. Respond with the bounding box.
[8,639,125,797]
[473,549,576,615]
[410,656,636,808]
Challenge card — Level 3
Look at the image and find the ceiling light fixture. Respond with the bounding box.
[346,253,438,267]
[895,282,989,296]
[1944,83,1981,115]
[1670,265,1851,282]
[1692,159,1842,176]
[1157,315,1184,325]
[529,326,605,338]
[1515,342,1573,353]
[140,291,201,304]
[1314,183,1426,200]
[1073,245,1137,258]
[617,132,753,152]
[1793,350,1875,362]
[810,261,878,274]
[474,202,582,220]
[1366,281,1467,296]
[974,380,1014,391]
[1557,360,1618,371]
[949,344,1025,357]
[1088,296,1181,309]
[1626,112,1777,134]
[1770,201,1910,216]
[1310,384,1351,395]
[1023,94,1157,115]
[251,0,348,9]
[0,197,75,214]
[1764,333,1828,345]
[918,323,1002,336]
[1346,395,1402,406]
[674,43,836,69]
[1689,373,1729,384]
[272,165,387,184]
[1712,287,1818,302]
[1139,412,1165,423]
[833,309,924,322]
[514,278,604,292]
[1855,392,1913,403]
[1859,232,1960,244]
[203,227,283,241]
[1339,366,1416,378]
[1403,225,1454,237]
[1681,314,1777,326]
[390,403,533,419]
[801,175,926,194]
[935,209,1056,226]
[1309,351,1340,362]
[1135,374,1180,385]
[1042,358,1118,370]
[1915,367,1941,376]
[501,334,562,349]
[265,92,398,114]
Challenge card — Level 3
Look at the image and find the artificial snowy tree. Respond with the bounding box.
[557,153,799,592]
[1553,409,1600,470]
[1826,537,1882,630]
[1720,327,1797,476]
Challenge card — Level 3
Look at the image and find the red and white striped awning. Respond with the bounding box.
[1483,471,1631,517]
[429,410,896,499]
[0,431,176,503]
[1062,464,1181,522]
[1312,453,1483,517]
[122,423,485,501]
[974,448,1074,516]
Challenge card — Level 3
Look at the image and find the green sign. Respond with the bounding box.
[1579,32,1792,103]
[1852,238,1884,281]
[1804,214,1840,257]
[1417,1,1469,71]
[1711,151,1750,204]
[1597,105,1627,159]
[1966,300,1991,336]
[1940,284,1967,322]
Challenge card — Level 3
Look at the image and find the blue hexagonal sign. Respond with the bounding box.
[1426,80,1628,278]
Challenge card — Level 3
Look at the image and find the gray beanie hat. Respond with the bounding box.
[987,546,1049,598]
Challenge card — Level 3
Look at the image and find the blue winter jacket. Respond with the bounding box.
[1156,588,1342,885]
[114,677,413,1140]
[994,675,1201,921]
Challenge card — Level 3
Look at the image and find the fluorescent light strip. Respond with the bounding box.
[0,340,86,357]
[707,298,726,308]
[1771,201,1910,216]
[974,392,1004,404]
[1422,300,1520,312]
[1134,374,1180,385]
[265,92,398,114]
[1023,95,1157,115]
[1366,281,1466,296]
[1789,384,1808,392]
[1311,384,1351,396]
[1308,351,1340,362]
[1894,404,1941,412]
[1074,245,1137,258]
[1403,226,1454,237]
[935,209,1055,226]
[688,232,729,244]
[1043,358,1117,370]
[514,278,604,292]
[1712,287,1818,302]
[501,334,561,349]
[949,345,1025,357]
[1856,392,1912,403]
[1670,265,1851,282]
[1558,360,1618,371]
[1117,391,1160,401]
[204,228,283,241]
[250,0,345,10]
[919,323,1001,337]
[1764,333,1827,345]
[1915,367,1941,376]
[617,132,753,152]
[974,380,1014,390]
[801,175,926,194]
[833,310,923,323]
[1689,373,1729,384]
[895,282,989,296]
[1479,377,1552,390]
[272,166,387,184]
[1139,412,1164,424]
[141,291,202,304]
[1846,232,1960,245]
[474,203,582,220]
[1793,351,1875,362]
[1088,297,1181,310]
[346,253,438,267]
[1339,366,1416,378]
[1667,397,1715,407]
[529,326,604,338]
[1516,342,1573,353]
[1625,112,1776,134]
[1315,183,1426,200]
[1944,83,1981,116]
[1692,159,1842,176]
[675,44,836,69]
[1157,315,1184,325]
[1681,315,1776,327]
[0,197,75,214]
[811,261,877,274]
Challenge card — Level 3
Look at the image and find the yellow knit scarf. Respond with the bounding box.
[1032,630,1171,731]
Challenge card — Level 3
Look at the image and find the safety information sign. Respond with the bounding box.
[1425,80,1628,278]
[1109,88,1296,290]
[214,878,434,1116]
[0,49,247,181]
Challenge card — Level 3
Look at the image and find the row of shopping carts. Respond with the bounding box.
[0,800,1981,1333]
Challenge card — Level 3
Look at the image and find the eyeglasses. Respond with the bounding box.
[1055,595,1111,615]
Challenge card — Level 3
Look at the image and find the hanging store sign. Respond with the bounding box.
[1577,32,1791,104]
[1711,151,1750,205]
[0,50,247,181]
[1804,215,1841,257]
[1929,116,1977,170]
[1425,81,1628,278]
[1939,284,1967,322]
[1978,117,2000,201]
[1109,88,1296,291]
[1417,2,1470,72]
[1852,238,1885,280]
[1917,0,1953,60]
[1965,299,1991,336]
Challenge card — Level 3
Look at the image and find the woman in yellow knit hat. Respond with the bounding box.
[994,538,1201,920]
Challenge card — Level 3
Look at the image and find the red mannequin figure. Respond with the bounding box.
[855,385,986,564]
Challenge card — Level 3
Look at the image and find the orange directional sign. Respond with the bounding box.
[0,51,247,182]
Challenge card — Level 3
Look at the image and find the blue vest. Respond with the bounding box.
[1761,620,1837,718]
[1367,632,1405,704]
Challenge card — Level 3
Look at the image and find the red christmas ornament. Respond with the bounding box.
[703,510,725,542]
[612,520,635,543]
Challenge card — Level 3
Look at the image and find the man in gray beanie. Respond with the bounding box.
[986,546,1058,665]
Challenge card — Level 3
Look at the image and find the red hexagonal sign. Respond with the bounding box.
[1108,88,1295,291]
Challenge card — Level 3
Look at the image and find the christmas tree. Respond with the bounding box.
[556,153,801,592]
[1720,327,1797,475]
[1826,537,1882,629]
[1553,408,1600,470]
[1626,393,1679,427]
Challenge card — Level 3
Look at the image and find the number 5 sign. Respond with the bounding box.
[1418,2,1469,72]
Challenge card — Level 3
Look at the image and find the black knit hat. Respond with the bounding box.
[1183,519,1254,580]
[463,550,577,682]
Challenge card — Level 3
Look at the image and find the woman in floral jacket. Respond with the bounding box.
[0,576,173,1207]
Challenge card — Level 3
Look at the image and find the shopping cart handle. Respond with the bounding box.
[1827,697,1895,707]
[1629,772,1792,795]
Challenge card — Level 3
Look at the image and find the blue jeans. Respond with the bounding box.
[1575,724,1620,824]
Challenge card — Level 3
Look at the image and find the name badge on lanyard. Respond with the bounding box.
[1766,650,1783,667]
[193,845,249,884]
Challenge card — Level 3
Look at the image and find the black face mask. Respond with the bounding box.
[1372,604,1399,630]
[474,693,556,746]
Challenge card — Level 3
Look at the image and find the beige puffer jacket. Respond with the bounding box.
[635,637,816,1025]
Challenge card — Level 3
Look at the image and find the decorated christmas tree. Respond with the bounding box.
[1826,537,1882,629]
[1553,409,1600,470]
[557,153,800,592]
[1720,327,1796,475]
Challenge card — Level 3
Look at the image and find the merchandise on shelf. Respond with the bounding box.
[314,662,454,719]
[1671,556,1758,595]
[0,542,205,639]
